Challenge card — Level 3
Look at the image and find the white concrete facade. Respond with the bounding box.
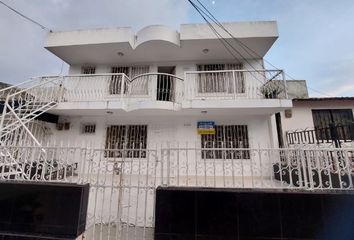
[46,114,276,149]
[39,21,292,149]
[45,21,278,65]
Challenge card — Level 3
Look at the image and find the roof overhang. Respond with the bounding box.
[45,21,279,65]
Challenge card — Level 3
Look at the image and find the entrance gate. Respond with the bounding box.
[0,145,353,239]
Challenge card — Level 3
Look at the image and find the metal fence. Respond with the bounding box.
[1,145,353,239]
[286,123,354,147]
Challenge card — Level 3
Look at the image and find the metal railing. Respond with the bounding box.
[0,76,62,146]
[57,73,184,104]
[0,144,353,239]
[1,69,288,108]
[286,123,354,147]
[184,69,288,100]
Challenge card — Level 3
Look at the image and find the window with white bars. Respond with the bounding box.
[197,64,245,94]
[81,124,96,134]
[201,125,250,159]
[105,125,147,158]
[109,66,149,95]
[81,66,96,74]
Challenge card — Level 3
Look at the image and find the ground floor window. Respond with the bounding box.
[312,109,354,141]
[105,125,147,158]
[201,125,250,159]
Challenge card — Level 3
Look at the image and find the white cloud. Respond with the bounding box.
[0,0,190,85]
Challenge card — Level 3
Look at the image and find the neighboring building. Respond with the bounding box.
[281,97,354,148]
[0,22,353,239]
[285,80,308,99]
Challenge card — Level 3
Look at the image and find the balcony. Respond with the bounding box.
[4,69,291,115]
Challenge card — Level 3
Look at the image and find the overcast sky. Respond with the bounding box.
[0,0,353,97]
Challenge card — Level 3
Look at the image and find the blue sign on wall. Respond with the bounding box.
[197,121,215,135]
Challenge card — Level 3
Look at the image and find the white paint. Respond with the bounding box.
[282,100,354,133]
[135,25,180,48]
[46,114,275,150]
[45,22,278,65]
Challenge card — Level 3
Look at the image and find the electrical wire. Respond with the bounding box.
[0,0,52,32]
[188,0,267,84]
[189,0,332,97]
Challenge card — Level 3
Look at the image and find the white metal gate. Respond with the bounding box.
[0,145,353,240]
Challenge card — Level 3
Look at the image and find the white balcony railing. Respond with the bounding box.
[0,144,353,239]
[55,73,184,104]
[184,69,287,100]
[19,69,288,106]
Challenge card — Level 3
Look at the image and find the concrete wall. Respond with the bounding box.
[47,113,275,149]
[286,80,308,99]
[68,59,263,78]
[281,99,354,133]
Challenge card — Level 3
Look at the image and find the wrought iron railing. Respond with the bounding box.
[184,69,288,100]
[286,123,354,146]
[0,144,353,239]
[57,73,184,104]
[0,76,62,147]
[1,69,289,107]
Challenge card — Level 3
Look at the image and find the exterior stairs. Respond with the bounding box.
[0,101,57,140]
[0,77,62,179]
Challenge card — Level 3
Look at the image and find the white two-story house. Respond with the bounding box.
[1,21,352,240]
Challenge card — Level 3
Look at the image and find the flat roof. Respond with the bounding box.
[45,21,279,65]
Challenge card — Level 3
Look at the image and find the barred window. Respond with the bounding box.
[105,125,147,158]
[81,66,96,74]
[312,109,354,141]
[201,125,250,159]
[81,124,96,134]
[197,64,244,94]
[109,66,149,95]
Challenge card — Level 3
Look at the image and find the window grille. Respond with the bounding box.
[105,125,147,158]
[197,64,244,94]
[201,125,250,159]
[81,124,96,134]
[109,66,149,95]
[81,66,96,74]
[312,109,354,141]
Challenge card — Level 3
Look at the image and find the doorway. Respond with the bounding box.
[157,66,175,101]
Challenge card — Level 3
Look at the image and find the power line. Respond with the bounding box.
[193,0,332,97]
[189,0,332,97]
[0,0,52,32]
[188,0,268,85]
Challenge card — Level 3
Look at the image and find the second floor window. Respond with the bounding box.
[197,64,245,94]
[105,125,147,158]
[201,125,250,159]
[81,66,96,74]
[109,66,149,95]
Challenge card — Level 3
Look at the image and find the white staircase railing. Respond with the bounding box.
[0,76,63,147]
